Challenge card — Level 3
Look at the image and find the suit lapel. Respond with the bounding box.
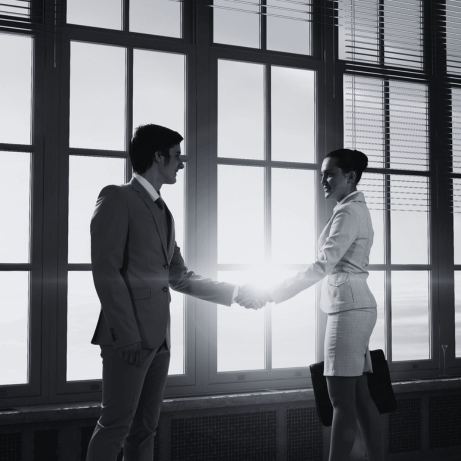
[131,178,169,259]
[164,203,176,262]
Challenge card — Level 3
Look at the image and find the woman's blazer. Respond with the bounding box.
[268,191,377,313]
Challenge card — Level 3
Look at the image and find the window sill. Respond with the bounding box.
[1,377,460,426]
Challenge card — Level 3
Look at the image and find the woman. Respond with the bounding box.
[237,148,384,461]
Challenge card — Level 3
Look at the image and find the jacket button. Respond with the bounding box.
[162,287,168,292]
[164,264,169,269]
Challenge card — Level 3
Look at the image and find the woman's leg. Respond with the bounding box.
[326,376,358,461]
[355,374,384,461]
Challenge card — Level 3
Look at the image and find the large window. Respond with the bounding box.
[1,0,461,406]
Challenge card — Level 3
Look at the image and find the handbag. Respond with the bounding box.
[309,349,397,427]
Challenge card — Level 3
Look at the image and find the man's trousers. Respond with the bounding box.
[86,341,170,461]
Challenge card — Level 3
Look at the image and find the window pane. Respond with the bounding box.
[368,271,385,352]
[359,173,384,264]
[392,271,429,361]
[390,176,429,264]
[70,42,126,150]
[267,0,311,55]
[218,166,265,264]
[447,0,461,75]
[338,0,380,63]
[217,271,266,372]
[271,66,315,163]
[218,60,265,160]
[160,164,186,375]
[454,178,461,264]
[389,81,428,171]
[344,75,385,169]
[67,0,122,30]
[272,270,316,368]
[67,271,102,381]
[0,34,32,145]
[68,156,126,263]
[452,88,461,174]
[271,169,316,264]
[456,272,461,357]
[133,50,185,150]
[0,272,29,385]
[213,0,260,48]
[130,0,181,37]
[0,152,30,263]
[384,0,423,69]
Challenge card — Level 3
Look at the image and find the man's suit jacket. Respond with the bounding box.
[268,192,377,313]
[90,177,235,350]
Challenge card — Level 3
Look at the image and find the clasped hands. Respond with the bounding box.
[236,284,272,310]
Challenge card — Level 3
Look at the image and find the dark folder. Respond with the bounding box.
[309,349,397,427]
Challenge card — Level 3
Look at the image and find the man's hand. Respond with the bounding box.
[236,284,271,310]
[118,342,142,366]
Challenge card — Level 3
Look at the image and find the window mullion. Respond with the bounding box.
[265,64,272,371]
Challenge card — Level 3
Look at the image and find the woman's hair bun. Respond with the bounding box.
[325,148,368,184]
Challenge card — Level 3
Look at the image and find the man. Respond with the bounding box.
[86,124,262,461]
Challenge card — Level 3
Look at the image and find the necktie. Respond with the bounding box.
[155,196,165,211]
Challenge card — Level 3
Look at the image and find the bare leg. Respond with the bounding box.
[326,376,358,461]
[355,374,384,461]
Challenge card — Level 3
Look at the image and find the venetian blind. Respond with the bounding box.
[0,0,64,37]
[339,0,430,212]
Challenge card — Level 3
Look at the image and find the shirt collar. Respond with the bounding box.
[133,173,160,202]
[334,190,361,211]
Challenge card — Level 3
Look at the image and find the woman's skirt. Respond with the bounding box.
[324,307,377,377]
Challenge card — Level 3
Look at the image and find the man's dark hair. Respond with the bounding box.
[130,124,183,174]
[325,148,368,184]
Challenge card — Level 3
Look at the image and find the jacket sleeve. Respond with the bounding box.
[268,204,360,304]
[168,243,236,306]
[90,186,142,349]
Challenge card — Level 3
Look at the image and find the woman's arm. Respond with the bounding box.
[267,205,360,304]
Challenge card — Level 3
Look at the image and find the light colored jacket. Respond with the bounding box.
[90,178,235,350]
[268,191,377,313]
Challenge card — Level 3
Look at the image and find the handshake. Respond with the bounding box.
[235,284,273,310]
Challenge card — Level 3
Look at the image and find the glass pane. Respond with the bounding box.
[213,0,260,48]
[384,0,423,69]
[0,34,32,145]
[368,271,385,352]
[389,81,428,171]
[130,0,181,37]
[0,272,29,385]
[455,272,461,358]
[133,50,185,151]
[267,0,311,55]
[271,169,316,264]
[359,173,384,264]
[391,176,429,264]
[67,0,122,30]
[452,88,461,174]
[68,156,126,263]
[272,270,316,368]
[271,66,315,163]
[218,60,265,160]
[160,164,186,375]
[218,165,265,264]
[344,75,385,169]
[338,0,379,63]
[217,271,266,372]
[454,178,461,264]
[392,271,429,361]
[70,42,126,150]
[0,152,30,263]
[169,290,185,375]
[67,271,102,381]
[447,0,461,75]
